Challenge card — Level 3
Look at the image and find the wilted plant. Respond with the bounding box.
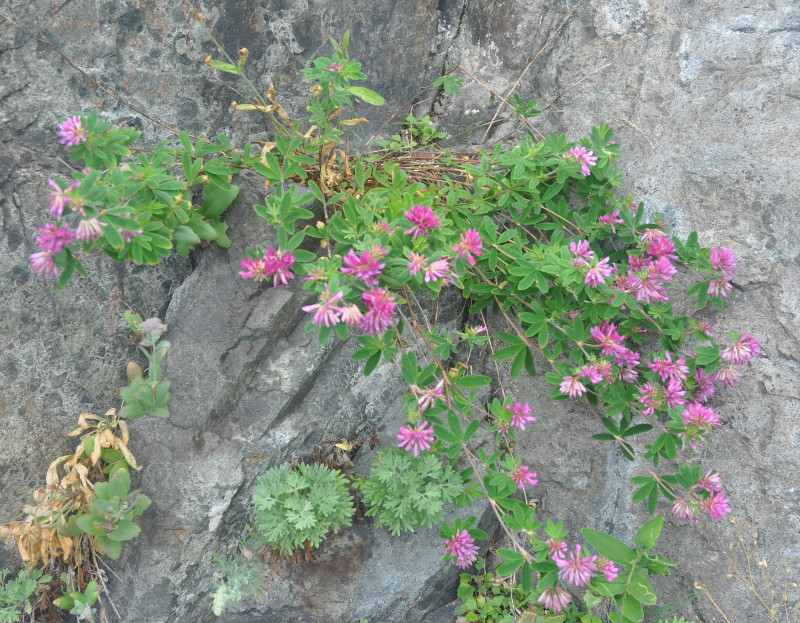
[0,407,144,569]
[0,315,167,620]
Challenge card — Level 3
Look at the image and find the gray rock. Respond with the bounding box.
[1,0,798,622]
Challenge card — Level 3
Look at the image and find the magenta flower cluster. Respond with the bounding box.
[30,116,144,280]
[415,379,444,413]
[559,318,757,499]
[510,464,538,490]
[396,420,435,457]
[404,204,440,239]
[239,247,296,287]
[506,401,536,430]
[495,400,537,438]
[556,226,757,518]
[672,469,731,521]
[709,246,737,297]
[570,146,598,177]
[443,529,480,569]
[56,115,88,147]
[537,543,620,613]
[538,586,572,614]
[280,204,483,340]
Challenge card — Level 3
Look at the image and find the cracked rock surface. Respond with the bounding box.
[1,1,798,622]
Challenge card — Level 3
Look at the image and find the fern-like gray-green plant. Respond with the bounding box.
[251,463,354,555]
[360,449,465,535]
[211,551,268,616]
[658,617,693,623]
[0,568,50,623]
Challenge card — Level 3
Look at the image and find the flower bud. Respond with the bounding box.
[126,361,143,381]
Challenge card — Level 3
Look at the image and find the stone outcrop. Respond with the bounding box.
[1,1,797,622]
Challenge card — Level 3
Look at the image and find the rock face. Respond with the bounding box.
[1,1,798,622]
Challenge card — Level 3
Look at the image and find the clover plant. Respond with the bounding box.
[25,23,764,622]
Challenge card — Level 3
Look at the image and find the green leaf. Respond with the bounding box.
[57,516,84,538]
[364,351,381,376]
[346,86,386,106]
[97,535,123,559]
[400,352,419,385]
[107,521,141,542]
[496,558,525,576]
[493,345,520,361]
[434,424,460,445]
[83,580,99,604]
[293,249,317,263]
[520,561,532,592]
[202,182,240,218]
[186,218,219,241]
[107,469,131,499]
[119,404,144,419]
[208,220,232,248]
[308,179,325,204]
[102,222,125,249]
[622,423,653,437]
[75,514,107,537]
[208,60,240,74]
[634,515,663,551]
[455,375,491,388]
[55,260,76,290]
[463,420,480,442]
[647,485,660,514]
[632,482,654,503]
[206,172,232,190]
[581,529,637,565]
[352,347,377,361]
[174,225,201,245]
[53,596,75,609]
[621,593,644,621]
[626,572,657,606]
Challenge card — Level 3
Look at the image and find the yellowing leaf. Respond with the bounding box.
[119,443,141,470]
[232,102,275,113]
[91,434,103,465]
[342,118,369,126]
[18,536,31,562]
[59,534,73,560]
[260,142,277,169]
[46,457,68,486]
[266,85,292,124]
[118,420,130,446]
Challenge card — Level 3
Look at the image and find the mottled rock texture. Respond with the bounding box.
[1,0,798,622]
